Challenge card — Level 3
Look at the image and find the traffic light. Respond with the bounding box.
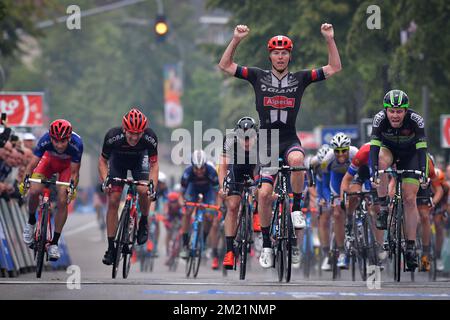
[154,14,168,42]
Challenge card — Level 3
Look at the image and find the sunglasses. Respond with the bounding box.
[334,148,349,154]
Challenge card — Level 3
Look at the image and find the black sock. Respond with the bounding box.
[292,193,302,211]
[28,212,36,225]
[140,215,148,226]
[436,251,441,259]
[212,248,219,258]
[379,196,388,211]
[406,240,416,249]
[261,226,271,248]
[51,232,61,245]
[422,246,430,254]
[108,237,115,250]
[226,236,234,253]
[182,233,189,246]
[322,246,330,256]
[338,246,345,253]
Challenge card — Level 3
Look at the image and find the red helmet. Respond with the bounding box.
[49,119,72,140]
[122,108,148,133]
[267,35,293,52]
[168,191,180,202]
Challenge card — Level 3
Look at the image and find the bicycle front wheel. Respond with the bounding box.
[123,215,137,279]
[192,222,203,278]
[112,203,129,279]
[283,197,293,283]
[36,204,49,278]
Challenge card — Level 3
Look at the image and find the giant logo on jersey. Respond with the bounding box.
[261,84,298,94]
[264,96,295,109]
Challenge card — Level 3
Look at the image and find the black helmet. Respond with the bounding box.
[235,116,258,140]
[383,89,409,109]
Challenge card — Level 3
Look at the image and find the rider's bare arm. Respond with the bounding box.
[320,23,342,79]
[218,25,250,76]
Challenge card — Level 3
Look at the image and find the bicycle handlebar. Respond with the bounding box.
[184,201,220,211]
[259,166,315,187]
[343,190,377,204]
[377,169,423,176]
[28,178,72,187]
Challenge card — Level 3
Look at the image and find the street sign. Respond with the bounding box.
[0,92,44,127]
[320,125,359,145]
[441,115,450,148]
[360,118,373,145]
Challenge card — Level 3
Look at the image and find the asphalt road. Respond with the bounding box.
[0,213,449,300]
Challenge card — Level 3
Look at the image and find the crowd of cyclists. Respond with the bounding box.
[11,23,450,280]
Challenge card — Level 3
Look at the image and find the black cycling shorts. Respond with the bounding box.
[260,133,304,185]
[108,152,150,188]
[416,185,432,206]
[225,164,256,197]
[386,147,422,182]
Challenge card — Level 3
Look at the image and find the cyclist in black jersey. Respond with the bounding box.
[369,89,428,271]
[218,24,342,268]
[219,117,259,270]
[98,108,158,265]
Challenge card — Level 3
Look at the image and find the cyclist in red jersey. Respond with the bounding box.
[21,119,83,261]
[340,143,387,250]
[218,24,342,268]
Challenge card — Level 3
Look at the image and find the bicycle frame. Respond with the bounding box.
[110,177,153,279]
[379,168,422,282]
[26,176,73,278]
[262,159,314,283]
[184,199,219,278]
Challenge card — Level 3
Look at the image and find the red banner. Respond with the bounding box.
[297,131,319,149]
[0,92,44,126]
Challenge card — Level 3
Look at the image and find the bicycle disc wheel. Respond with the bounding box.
[36,204,49,278]
[354,220,367,281]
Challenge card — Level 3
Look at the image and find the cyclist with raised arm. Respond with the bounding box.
[98,108,158,265]
[369,89,428,270]
[321,133,358,269]
[219,117,260,270]
[21,119,83,261]
[179,150,220,269]
[218,24,342,268]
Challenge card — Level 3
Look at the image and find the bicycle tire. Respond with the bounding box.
[192,222,203,278]
[239,202,249,280]
[331,236,339,280]
[354,217,367,281]
[112,202,129,279]
[284,197,293,283]
[36,203,49,278]
[394,202,402,282]
[123,214,137,279]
